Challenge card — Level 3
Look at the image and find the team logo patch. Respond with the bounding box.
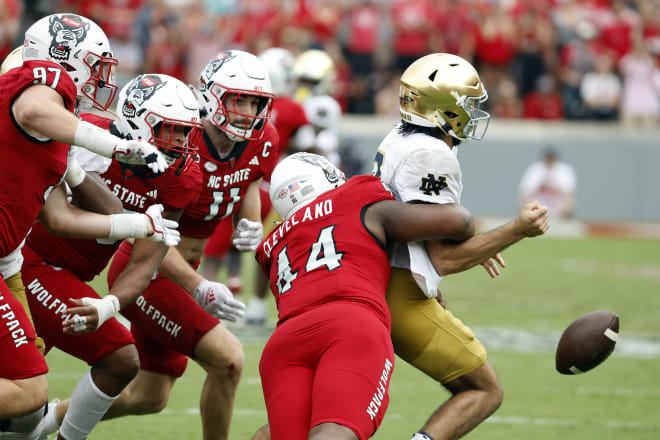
[199,51,236,92]
[277,189,288,199]
[122,75,166,118]
[419,173,447,196]
[204,161,218,172]
[48,14,89,61]
[294,154,341,185]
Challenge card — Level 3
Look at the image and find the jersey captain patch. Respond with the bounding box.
[419,173,447,196]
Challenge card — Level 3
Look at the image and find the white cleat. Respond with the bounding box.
[245,296,268,326]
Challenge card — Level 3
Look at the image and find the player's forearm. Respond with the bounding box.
[427,220,525,275]
[157,245,204,294]
[235,179,262,225]
[109,240,168,309]
[70,172,124,215]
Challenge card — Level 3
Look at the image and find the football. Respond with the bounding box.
[555,310,619,375]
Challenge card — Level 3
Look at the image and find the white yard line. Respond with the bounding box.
[561,258,660,281]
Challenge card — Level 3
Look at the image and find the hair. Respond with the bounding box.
[397,121,461,146]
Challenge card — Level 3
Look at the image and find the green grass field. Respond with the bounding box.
[43,236,660,439]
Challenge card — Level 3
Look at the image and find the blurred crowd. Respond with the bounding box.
[3,0,660,124]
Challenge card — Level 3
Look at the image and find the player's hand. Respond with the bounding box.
[144,204,180,246]
[515,201,550,237]
[62,295,120,334]
[232,218,263,252]
[113,138,168,174]
[193,279,246,322]
[481,252,506,278]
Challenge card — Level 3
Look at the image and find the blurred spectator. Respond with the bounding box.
[0,0,20,61]
[523,74,564,119]
[580,51,621,120]
[429,0,475,59]
[619,32,660,127]
[493,77,522,119]
[389,0,432,71]
[519,148,577,219]
[344,0,381,77]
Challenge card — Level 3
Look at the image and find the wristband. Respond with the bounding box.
[73,120,119,158]
[81,295,120,327]
[108,213,148,240]
[65,157,86,188]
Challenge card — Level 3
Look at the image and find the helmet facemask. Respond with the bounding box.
[209,86,273,142]
[147,115,202,167]
[77,50,118,111]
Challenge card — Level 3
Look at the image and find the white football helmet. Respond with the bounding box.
[258,47,295,97]
[303,95,341,131]
[22,13,118,111]
[117,74,201,170]
[269,152,345,220]
[198,50,274,142]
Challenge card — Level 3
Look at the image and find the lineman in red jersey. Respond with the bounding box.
[256,153,475,440]
[0,13,172,436]
[99,50,275,440]
[21,74,203,440]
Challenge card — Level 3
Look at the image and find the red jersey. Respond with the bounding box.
[178,122,279,239]
[256,176,394,328]
[269,97,307,159]
[25,113,203,281]
[0,60,76,257]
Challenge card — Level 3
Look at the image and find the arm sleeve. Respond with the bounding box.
[69,145,112,174]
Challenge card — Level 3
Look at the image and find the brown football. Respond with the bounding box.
[555,310,619,375]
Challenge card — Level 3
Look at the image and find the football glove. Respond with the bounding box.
[193,279,246,322]
[232,218,263,252]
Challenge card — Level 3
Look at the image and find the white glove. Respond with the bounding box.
[193,279,246,322]
[232,218,263,252]
[113,138,168,174]
[144,204,180,246]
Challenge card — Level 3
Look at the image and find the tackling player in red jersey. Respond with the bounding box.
[0,13,175,438]
[21,73,203,440]
[256,153,475,440]
[98,50,277,440]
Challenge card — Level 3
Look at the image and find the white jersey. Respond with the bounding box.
[374,125,463,297]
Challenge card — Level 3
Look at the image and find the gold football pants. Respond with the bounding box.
[7,271,46,354]
[387,268,487,384]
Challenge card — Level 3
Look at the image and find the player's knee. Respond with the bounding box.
[486,380,504,412]
[98,345,140,386]
[17,375,48,415]
[133,392,169,415]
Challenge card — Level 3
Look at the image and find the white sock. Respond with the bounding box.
[37,400,61,436]
[58,371,118,440]
[412,433,434,440]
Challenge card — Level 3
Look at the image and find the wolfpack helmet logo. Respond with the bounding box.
[199,52,236,92]
[48,14,90,61]
[122,75,166,118]
[295,154,341,185]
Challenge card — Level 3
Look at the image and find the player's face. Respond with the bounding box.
[224,92,260,127]
[155,123,188,147]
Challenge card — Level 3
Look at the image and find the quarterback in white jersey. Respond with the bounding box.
[373,53,549,440]
[375,127,463,296]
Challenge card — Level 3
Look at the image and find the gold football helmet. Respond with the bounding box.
[1,47,23,74]
[399,53,490,141]
[293,49,336,101]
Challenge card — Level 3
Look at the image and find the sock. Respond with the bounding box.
[58,371,118,440]
[38,400,61,436]
[411,432,435,440]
